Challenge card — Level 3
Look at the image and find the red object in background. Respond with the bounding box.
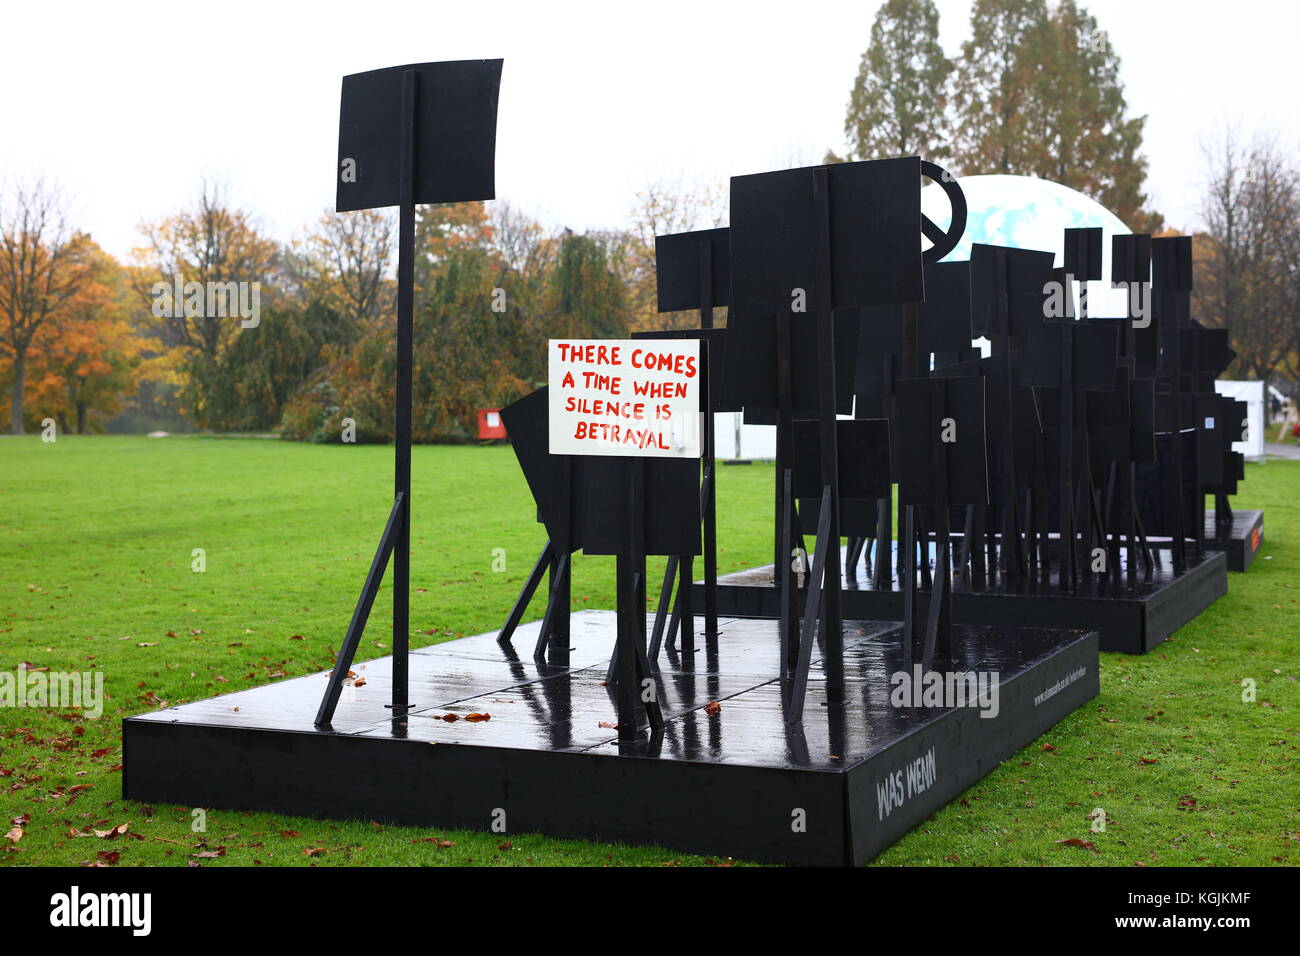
[1292,423,1300,438]
[478,408,507,440]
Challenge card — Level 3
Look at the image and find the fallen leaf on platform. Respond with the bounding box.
[464,713,490,722]
[704,701,722,716]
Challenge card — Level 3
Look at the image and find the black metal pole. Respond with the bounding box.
[699,242,719,641]
[810,169,842,699]
[391,68,417,718]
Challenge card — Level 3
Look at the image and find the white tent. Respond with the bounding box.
[1214,380,1266,461]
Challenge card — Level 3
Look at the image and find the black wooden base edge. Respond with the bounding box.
[701,552,1226,654]
[122,633,1096,866]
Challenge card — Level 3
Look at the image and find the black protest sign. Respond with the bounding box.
[969,243,1055,340]
[918,259,973,356]
[1063,227,1103,282]
[1021,321,1119,393]
[1152,235,1193,290]
[791,418,892,500]
[894,376,989,506]
[578,457,701,557]
[336,59,502,212]
[729,157,923,316]
[721,308,860,415]
[1112,233,1152,284]
[655,228,731,313]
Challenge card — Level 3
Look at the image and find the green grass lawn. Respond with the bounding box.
[1,435,1296,867]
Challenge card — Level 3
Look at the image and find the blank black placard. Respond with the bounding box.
[1021,321,1119,393]
[721,308,860,415]
[729,157,922,316]
[337,59,502,212]
[791,418,891,499]
[1064,227,1103,281]
[655,228,731,313]
[578,458,701,557]
[969,243,1055,339]
[919,259,973,355]
[1112,233,1151,284]
[894,376,989,506]
[1152,236,1193,291]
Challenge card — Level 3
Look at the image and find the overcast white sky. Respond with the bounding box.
[2,0,1296,259]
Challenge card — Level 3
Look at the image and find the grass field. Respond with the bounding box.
[1,435,1296,867]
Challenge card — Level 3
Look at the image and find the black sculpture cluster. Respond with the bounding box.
[499,157,1249,736]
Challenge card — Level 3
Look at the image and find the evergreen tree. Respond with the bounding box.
[842,0,952,162]
[949,0,1050,176]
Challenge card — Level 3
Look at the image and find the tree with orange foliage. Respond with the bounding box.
[0,181,96,434]
[26,241,142,433]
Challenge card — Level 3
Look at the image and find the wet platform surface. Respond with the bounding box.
[130,610,1084,771]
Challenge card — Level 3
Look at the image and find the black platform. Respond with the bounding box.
[1205,509,1263,572]
[123,611,1098,866]
[700,545,1226,655]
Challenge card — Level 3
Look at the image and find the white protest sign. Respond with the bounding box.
[548,339,701,458]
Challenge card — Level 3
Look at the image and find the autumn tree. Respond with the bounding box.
[286,208,394,331]
[840,0,952,163]
[946,0,1160,228]
[616,176,727,332]
[132,183,283,426]
[27,241,143,434]
[0,181,96,434]
[949,0,1050,176]
[1194,132,1300,390]
[1025,0,1155,227]
[134,182,279,359]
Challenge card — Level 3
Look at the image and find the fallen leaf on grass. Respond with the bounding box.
[192,847,226,858]
[408,837,454,848]
[1055,838,1097,851]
